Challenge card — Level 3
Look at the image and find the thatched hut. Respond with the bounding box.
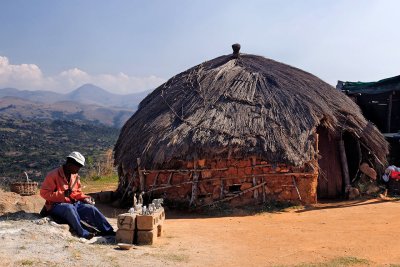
[114,44,388,207]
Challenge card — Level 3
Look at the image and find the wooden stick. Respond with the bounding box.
[145,172,316,193]
[338,139,351,190]
[145,182,191,193]
[143,168,314,177]
[120,173,136,203]
[198,172,315,182]
[220,179,224,199]
[190,156,199,206]
[152,172,160,188]
[262,177,266,203]
[137,158,145,192]
[167,172,174,185]
[292,176,302,201]
[198,182,266,208]
[141,163,277,174]
[148,171,160,198]
[251,157,258,199]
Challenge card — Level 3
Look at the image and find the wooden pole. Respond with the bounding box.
[137,158,145,192]
[387,92,393,133]
[251,157,258,199]
[292,176,302,201]
[262,178,266,203]
[338,140,351,191]
[167,172,173,185]
[190,156,199,206]
[145,172,316,193]
[220,180,224,199]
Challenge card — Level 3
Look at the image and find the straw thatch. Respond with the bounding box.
[114,49,388,172]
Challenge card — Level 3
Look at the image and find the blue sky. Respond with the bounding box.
[0,0,399,94]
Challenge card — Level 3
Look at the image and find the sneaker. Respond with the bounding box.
[85,232,96,240]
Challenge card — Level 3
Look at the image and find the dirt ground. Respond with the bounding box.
[1,188,400,267]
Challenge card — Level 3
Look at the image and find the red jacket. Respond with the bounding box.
[40,166,89,210]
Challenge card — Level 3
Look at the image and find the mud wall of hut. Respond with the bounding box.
[140,158,318,206]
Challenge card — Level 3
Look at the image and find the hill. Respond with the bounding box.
[0,84,148,183]
[0,97,133,128]
[0,84,151,109]
[0,117,119,182]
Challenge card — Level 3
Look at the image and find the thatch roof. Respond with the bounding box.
[114,46,388,170]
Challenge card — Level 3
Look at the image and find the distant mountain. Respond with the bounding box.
[0,88,64,103]
[0,84,151,109]
[0,97,133,128]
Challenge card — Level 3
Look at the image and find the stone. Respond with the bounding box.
[198,159,206,167]
[348,187,360,200]
[240,182,253,191]
[136,209,164,230]
[117,213,136,230]
[201,170,212,178]
[227,167,238,176]
[137,228,158,245]
[366,184,380,194]
[244,167,252,175]
[116,229,134,244]
[186,161,194,169]
[212,186,221,199]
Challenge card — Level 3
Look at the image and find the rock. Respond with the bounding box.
[359,163,377,180]
[366,184,380,195]
[348,187,360,200]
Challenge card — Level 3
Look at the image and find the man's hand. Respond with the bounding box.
[83,197,95,205]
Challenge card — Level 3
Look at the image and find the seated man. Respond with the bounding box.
[40,151,114,239]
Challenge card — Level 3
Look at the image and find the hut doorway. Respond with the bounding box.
[342,132,362,183]
[317,127,343,199]
[317,127,362,199]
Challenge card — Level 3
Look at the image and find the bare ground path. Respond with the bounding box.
[1,189,400,267]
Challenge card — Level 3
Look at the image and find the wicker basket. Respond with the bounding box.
[10,181,38,196]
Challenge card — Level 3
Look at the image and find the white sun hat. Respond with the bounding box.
[67,151,85,166]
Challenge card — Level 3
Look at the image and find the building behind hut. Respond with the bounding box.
[114,44,388,208]
[337,75,400,133]
[337,75,400,164]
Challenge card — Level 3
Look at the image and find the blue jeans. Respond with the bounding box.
[50,202,113,238]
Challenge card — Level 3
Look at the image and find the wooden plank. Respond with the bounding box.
[317,127,343,198]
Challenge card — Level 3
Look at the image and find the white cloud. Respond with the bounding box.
[0,56,165,94]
